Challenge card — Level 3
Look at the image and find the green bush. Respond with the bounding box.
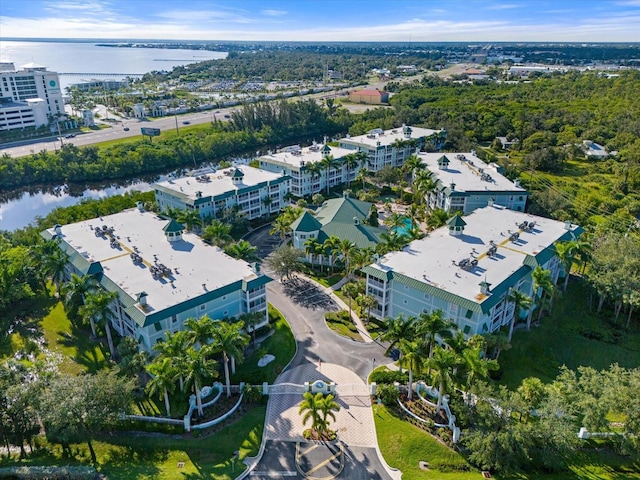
[0,466,100,479]
[376,383,399,406]
[370,369,409,385]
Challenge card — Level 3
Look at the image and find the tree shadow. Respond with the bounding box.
[100,441,167,479]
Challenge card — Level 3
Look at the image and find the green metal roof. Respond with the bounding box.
[163,219,184,233]
[319,222,383,249]
[291,211,322,232]
[232,168,244,178]
[447,215,467,227]
[315,197,372,225]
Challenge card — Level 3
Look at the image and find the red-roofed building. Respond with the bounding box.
[349,88,389,105]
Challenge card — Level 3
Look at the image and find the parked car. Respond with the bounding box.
[65,134,75,138]
[182,120,191,125]
[224,114,231,119]
[123,127,130,131]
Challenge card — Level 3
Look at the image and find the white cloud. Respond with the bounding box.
[487,3,521,10]
[613,0,640,5]
[261,9,287,16]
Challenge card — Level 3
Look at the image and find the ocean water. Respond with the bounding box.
[0,40,227,90]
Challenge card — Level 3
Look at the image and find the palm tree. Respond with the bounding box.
[399,340,425,400]
[376,231,408,254]
[62,273,96,319]
[317,393,340,436]
[414,169,437,204]
[225,240,258,261]
[320,154,341,196]
[146,357,178,417]
[304,161,323,193]
[304,237,323,269]
[357,294,377,322]
[337,239,357,279]
[529,266,554,328]
[427,345,459,411]
[323,235,342,274]
[461,347,498,390]
[40,240,68,295]
[210,321,249,397]
[484,332,511,360]
[177,209,202,232]
[402,154,425,188]
[184,345,219,416]
[299,391,324,435]
[153,330,190,391]
[554,240,577,292]
[342,153,361,187]
[185,315,215,348]
[426,208,450,231]
[380,314,417,369]
[239,311,264,347]
[507,288,533,341]
[80,288,117,357]
[417,309,456,358]
[262,195,273,215]
[355,167,370,190]
[384,212,407,232]
[202,220,233,247]
[351,247,374,274]
[342,281,361,319]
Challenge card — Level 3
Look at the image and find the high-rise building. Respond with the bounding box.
[0,62,64,132]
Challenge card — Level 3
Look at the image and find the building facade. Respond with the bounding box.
[42,207,271,353]
[349,89,390,104]
[363,205,582,337]
[154,166,291,221]
[338,125,446,172]
[0,63,64,132]
[420,152,528,214]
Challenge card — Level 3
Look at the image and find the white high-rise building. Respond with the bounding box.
[0,62,64,132]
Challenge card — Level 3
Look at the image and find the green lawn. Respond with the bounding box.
[498,280,640,390]
[5,405,266,479]
[41,301,108,375]
[232,305,296,385]
[324,310,364,341]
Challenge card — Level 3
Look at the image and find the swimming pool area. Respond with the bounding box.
[392,218,414,237]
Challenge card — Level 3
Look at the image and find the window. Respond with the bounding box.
[154,322,163,332]
[223,310,228,316]
[171,315,177,323]
[403,300,408,304]
[465,309,473,319]
[424,293,431,301]
[463,325,471,334]
[200,305,205,311]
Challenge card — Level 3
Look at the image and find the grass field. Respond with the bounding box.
[498,280,640,390]
[324,310,364,341]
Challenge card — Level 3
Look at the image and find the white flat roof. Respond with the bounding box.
[154,166,286,200]
[420,152,526,194]
[341,126,443,148]
[258,144,354,169]
[49,209,262,312]
[373,205,578,304]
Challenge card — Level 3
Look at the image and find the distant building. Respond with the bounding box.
[349,89,389,104]
[339,125,446,172]
[0,62,64,131]
[495,136,518,150]
[154,166,291,221]
[82,109,95,127]
[363,205,582,336]
[420,152,528,214]
[41,207,271,353]
[582,140,616,159]
[73,78,129,92]
[396,65,418,74]
[132,103,145,118]
[291,195,385,251]
[258,143,355,198]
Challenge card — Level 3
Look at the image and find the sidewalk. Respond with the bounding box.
[297,273,375,344]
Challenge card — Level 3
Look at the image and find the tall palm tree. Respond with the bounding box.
[384,212,407,232]
[153,330,191,391]
[554,240,577,292]
[462,347,498,390]
[337,239,357,279]
[402,154,425,188]
[317,393,340,436]
[484,332,511,360]
[417,309,456,358]
[62,273,96,319]
[304,238,323,269]
[342,153,361,187]
[185,315,215,348]
[529,266,554,328]
[202,220,233,247]
[414,169,437,204]
[355,167,370,191]
[342,281,361,319]
[304,161,323,194]
[322,235,342,274]
[320,154,341,196]
[507,288,533,341]
[146,357,178,417]
[376,231,408,255]
[380,314,417,369]
[399,340,425,400]
[177,209,202,232]
[225,240,258,262]
[40,240,68,295]
[80,288,118,357]
[351,247,374,274]
[239,311,264,347]
[427,345,459,411]
[357,294,377,322]
[299,391,324,435]
[184,345,219,416]
[210,321,249,397]
[426,209,450,231]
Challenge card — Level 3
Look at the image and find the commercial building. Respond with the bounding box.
[41,207,271,353]
[291,195,385,251]
[0,62,64,132]
[363,205,582,336]
[154,166,291,221]
[258,143,355,198]
[420,152,528,214]
[348,89,389,104]
[338,125,446,172]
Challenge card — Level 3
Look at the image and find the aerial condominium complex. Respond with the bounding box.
[363,205,582,337]
[258,125,446,198]
[153,166,291,221]
[42,206,271,353]
[419,151,529,214]
[0,62,64,132]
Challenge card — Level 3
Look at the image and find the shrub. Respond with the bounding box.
[370,369,409,385]
[376,383,399,406]
[242,383,263,403]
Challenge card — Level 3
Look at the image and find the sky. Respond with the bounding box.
[1,0,640,42]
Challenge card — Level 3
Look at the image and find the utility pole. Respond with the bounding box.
[174,112,179,134]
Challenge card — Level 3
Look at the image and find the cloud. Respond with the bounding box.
[487,3,521,10]
[261,9,287,17]
[613,0,640,5]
